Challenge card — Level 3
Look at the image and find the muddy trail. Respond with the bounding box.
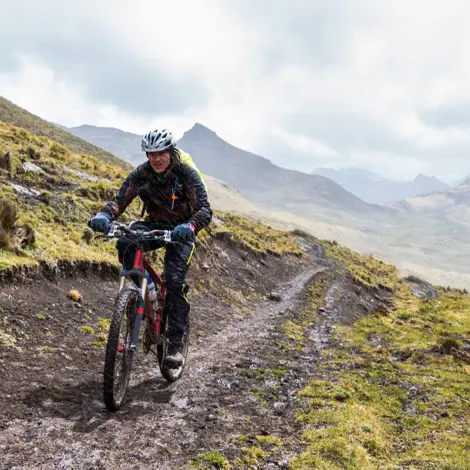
[0,236,390,469]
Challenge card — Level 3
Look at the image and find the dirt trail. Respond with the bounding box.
[0,237,388,469]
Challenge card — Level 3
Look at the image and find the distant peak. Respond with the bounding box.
[186,123,217,136]
[414,173,439,183]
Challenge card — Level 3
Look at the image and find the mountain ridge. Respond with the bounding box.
[312,166,449,204]
[65,122,383,214]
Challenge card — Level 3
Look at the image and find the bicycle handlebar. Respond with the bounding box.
[105,222,173,243]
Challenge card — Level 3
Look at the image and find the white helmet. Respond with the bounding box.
[141,129,175,152]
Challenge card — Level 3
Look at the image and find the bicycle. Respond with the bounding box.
[98,221,191,411]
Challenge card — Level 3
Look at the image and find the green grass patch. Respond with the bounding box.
[190,451,230,469]
[212,212,304,257]
[282,272,331,350]
[290,281,470,469]
[324,239,397,290]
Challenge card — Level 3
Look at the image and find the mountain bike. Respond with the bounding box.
[99,222,190,411]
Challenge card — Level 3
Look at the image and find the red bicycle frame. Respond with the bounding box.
[125,248,167,338]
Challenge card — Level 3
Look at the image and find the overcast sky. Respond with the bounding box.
[1,0,470,182]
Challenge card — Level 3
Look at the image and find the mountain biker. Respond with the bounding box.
[88,129,212,366]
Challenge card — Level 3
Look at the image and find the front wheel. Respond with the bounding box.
[103,288,138,411]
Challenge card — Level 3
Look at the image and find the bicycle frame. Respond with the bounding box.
[119,245,167,352]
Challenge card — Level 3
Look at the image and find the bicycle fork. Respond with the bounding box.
[129,276,148,351]
[128,248,149,352]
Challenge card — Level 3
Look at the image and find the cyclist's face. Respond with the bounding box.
[147,150,171,173]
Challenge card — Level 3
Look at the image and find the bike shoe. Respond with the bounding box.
[164,341,184,367]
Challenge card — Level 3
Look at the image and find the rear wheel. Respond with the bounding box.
[103,288,138,411]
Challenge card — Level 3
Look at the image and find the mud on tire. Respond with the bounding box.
[103,287,138,411]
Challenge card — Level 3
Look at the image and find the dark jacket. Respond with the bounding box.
[100,154,212,231]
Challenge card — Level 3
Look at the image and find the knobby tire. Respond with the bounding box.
[103,287,138,411]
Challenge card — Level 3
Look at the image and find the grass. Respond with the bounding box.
[0,96,131,169]
[289,276,470,469]
[323,239,397,290]
[190,451,231,469]
[282,271,331,351]
[212,212,304,257]
[0,121,137,270]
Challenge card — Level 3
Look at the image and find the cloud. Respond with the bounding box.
[2,0,470,181]
[419,103,470,129]
[0,0,209,115]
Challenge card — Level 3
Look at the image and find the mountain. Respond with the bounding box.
[0,96,131,170]
[55,121,470,285]
[66,125,143,166]
[397,177,470,215]
[312,167,449,204]
[60,122,384,215]
[177,124,385,214]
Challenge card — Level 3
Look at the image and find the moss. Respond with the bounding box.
[77,325,95,335]
[283,320,305,345]
[0,328,16,347]
[256,435,282,447]
[227,435,284,468]
[97,317,111,331]
[190,451,231,469]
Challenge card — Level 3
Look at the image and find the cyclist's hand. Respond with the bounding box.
[172,223,195,242]
[88,212,112,234]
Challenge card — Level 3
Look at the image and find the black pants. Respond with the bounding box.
[116,221,195,343]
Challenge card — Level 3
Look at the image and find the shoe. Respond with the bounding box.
[164,341,184,367]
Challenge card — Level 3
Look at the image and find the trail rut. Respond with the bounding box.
[0,238,329,469]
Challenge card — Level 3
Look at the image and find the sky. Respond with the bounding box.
[1,0,470,183]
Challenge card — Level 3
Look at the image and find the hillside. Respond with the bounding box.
[66,124,143,166]
[313,167,449,204]
[0,121,132,271]
[0,96,132,170]
[1,202,469,469]
[0,121,306,276]
[0,120,469,469]
[398,180,470,216]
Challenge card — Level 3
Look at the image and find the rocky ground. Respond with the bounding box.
[0,235,391,469]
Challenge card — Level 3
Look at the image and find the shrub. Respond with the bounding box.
[0,200,19,248]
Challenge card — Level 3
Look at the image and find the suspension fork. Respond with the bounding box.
[129,248,147,350]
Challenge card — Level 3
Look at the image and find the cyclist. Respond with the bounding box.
[88,129,212,367]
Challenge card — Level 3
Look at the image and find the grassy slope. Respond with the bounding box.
[191,240,470,469]
[0,96,132,170]
[0,122,302,271]
[289,243,470,470]
[0,122,132,269]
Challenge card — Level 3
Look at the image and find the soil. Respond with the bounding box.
[0,236,391,469]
